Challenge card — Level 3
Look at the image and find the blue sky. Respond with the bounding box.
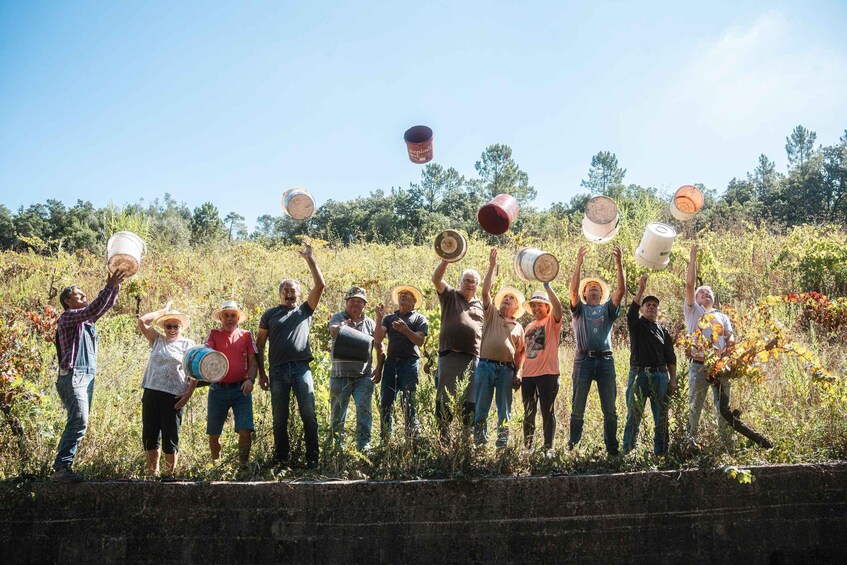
[1,1,846,229]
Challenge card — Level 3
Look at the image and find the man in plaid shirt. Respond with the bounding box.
[52,268,126,482]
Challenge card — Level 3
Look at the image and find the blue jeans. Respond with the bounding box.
[688,362,733,447]
[380,357,419,438]
[330,375,374,451]
[270,362,319,465]
[54,368,95,471]
[473,360,514,447]
[622,369,669,455]
[206,383,254,435]
[569,355,619,453]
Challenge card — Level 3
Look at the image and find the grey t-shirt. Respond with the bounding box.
[571,299,620,354]
[382,310,428,359]
[329,310,376,378]
[437,285,484,355]
[259,303,315,368]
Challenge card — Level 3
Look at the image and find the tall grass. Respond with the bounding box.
[1,226,845,481]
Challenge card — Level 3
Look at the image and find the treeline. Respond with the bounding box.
[2,125,845,253]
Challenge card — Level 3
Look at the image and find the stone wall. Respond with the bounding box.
[2,463,846,564]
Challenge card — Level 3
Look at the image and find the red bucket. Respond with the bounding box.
[404,125,433,164]
[478,194,520,235]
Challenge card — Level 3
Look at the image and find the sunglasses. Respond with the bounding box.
[164,324,182,330]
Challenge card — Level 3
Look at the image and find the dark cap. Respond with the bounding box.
[344,287,368,302]
[641,295,660,306]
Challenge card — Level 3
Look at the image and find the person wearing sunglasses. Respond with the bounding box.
[137,303,196,478]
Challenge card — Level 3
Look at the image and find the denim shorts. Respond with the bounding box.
[206,382,254,435]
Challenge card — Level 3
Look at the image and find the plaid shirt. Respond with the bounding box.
[56,283,120,371]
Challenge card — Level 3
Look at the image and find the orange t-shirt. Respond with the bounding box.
[522,314,562,378]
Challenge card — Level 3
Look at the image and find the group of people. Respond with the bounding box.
[49,241,735,482]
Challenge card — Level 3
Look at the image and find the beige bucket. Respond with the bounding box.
[670,185,704,221]
[635,223,677,270]
[513,248,560,282]
[434,229,468,263]
[582,196,620,244]
[282,188,316,221]
[107,231,146,277]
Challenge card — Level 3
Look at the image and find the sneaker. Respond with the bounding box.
[51,468,83,483]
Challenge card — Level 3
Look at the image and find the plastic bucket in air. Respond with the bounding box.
[670,185,704,221]
[434,229,468,262]
[107,231,146,277]
[403,125,433,164]
[635,223,677,270]
[582,196,619,244]
[332,325,374,363]
[281,188,316,221]
[513,248,560,282]
[478,194,520,235]
[182,346,229,383]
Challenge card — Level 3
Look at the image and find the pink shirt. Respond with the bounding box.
[522,314,562,378]
[205,328,258,382]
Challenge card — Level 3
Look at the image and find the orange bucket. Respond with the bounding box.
[478,194,520,235]
[672,185,704,218]
[404,125,433,164]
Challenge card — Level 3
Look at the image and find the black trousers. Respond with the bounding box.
[142,388,184,454]
[521,374,560,449]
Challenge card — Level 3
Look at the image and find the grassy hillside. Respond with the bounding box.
[1,223,845,480]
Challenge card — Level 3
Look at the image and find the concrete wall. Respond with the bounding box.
[2,464,846,564]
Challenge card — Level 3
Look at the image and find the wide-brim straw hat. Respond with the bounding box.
[523,290,552,313]
[578,277,610,304]
[391,285,423,306]
[154,310,190,330]
[211,300,248,323]
[494,286,526,319]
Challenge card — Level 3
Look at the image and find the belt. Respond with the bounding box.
[214,380,248,388]
[479,357,514,367]
[586,350,612,358]
[632,365,668,373]
[691,359,705,365]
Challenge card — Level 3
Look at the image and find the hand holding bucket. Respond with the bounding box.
[107,231,146,277]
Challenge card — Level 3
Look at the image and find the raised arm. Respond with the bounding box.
[686,243,699,306]
[570,246,587,309]
[62,269,127,325]
[544,282,563,323]
[610,245,626,307]
[432,260,449,294]
[136,300,173,346]
[633,274,647,306]
[482,248,497,309]
[299,243,325,311]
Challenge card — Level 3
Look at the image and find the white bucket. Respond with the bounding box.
[513,248,559,282]
[669,185,704,221]
[282,188,316,221]
[669,199,696,221]
[107,231,146,276]
[582,196,620,244]
[635,223,677,270]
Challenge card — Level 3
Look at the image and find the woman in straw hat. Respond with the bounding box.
[137,302,196,478]
[567,244,626,456]
[473,248,527,448]
[521,283,564,453]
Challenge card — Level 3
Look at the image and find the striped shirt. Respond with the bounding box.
[55,284,120,371]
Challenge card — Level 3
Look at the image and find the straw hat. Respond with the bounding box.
[578,277,610,304]
[154,310,190,330]
[494,286,526,319]
[211,300,248,323]
[391,285,423,306]
[522,290,552,313]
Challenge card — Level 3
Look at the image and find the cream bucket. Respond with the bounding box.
[107,231,146,277]
[670,185,704,221]
[582,196,620,244]
[635,223,677,270]
[282,188,316,221]
[433,229,468,263]
[513,248,560,282]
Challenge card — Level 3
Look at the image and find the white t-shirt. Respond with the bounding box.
[141,336,196,395]
[684,298,733,356]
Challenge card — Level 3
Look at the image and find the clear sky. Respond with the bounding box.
[1,1,846,229]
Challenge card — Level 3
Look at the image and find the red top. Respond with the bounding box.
[205,328,258,382]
